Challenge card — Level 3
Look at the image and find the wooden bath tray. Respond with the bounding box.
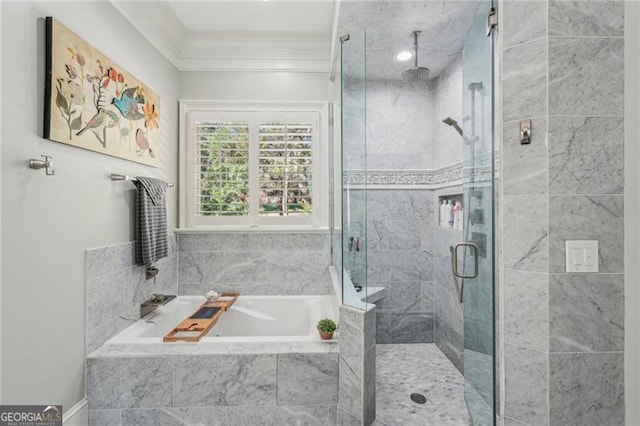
[163,293,239,343]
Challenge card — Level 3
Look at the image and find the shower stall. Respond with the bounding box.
[330,0,497,424]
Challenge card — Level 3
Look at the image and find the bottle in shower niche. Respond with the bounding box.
[439,199,448,227]
[447,200,454,228]
[453,200,463,230]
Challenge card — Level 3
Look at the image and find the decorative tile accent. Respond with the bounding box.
[549,352,624,425]
[549,38,624,116]
[173,354,277,406]
[549,273,624,352]
[504,344,548,426]
[504,270,548,351]
[343,162,463,189]
[549,195,623,273]
[549,0,624,37]
[549,116,624,195]
[277,354,339,405]
[503,39,547,123]
[87,357,173,409]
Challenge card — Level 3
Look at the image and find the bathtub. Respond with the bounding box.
[105,295,339,345]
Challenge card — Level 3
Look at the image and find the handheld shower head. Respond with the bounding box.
[442,117,464,138]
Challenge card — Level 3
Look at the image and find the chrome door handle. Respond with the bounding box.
[452,242,479,279]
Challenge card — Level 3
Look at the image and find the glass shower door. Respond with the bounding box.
[460,1,495,424]
[340,29,367,308]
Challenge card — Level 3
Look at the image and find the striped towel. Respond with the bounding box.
[134,177,169,266]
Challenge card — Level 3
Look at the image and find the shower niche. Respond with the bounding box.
[438,193,464,230]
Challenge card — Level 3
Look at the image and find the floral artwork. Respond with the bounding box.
[44,17,160,167]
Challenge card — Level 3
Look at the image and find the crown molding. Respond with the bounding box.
[111,1,332,73]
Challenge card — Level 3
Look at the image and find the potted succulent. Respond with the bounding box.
[317,318,338,340]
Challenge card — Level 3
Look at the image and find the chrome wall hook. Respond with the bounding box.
[28,155,55,176]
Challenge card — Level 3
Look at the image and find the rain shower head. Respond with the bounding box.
[402,31,430,82]
[442,117,464,138]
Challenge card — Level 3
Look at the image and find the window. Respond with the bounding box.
[180,102,326,228]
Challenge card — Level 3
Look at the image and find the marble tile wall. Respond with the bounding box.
[87,351,339,425]
[176,232,333,296]
[366,190,435,344]
[502,1,625,424]
[366,80,433,170]
[85,236,177,354]
[338,304,376,425]
[433,188,464,373]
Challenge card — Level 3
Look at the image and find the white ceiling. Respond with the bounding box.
[113,0,478,79]
[167,1,335,33]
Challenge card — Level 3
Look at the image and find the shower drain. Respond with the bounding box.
[410,393,427,404]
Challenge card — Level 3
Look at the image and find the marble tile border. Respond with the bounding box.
[343,162,462,189]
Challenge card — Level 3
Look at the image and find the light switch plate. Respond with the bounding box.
[565,240,598,273]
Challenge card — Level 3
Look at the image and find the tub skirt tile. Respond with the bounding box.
[226,405,337,426]
[89,409,122,426]
[121,407,226,426]
[173,354,277,406]
[87,357,173,409]
[277,353,339,405]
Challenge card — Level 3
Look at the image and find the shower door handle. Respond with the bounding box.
[451,242,479,279]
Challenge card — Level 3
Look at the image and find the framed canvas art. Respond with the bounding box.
[44,17,161,167]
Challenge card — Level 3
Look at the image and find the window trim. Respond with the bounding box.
[179,100,329,230]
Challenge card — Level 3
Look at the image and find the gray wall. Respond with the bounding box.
[502,1,624,424]
[0,1,179,410]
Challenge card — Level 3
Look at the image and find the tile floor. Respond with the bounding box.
[374,343,470,426]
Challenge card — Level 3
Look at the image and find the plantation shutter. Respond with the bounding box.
[258,120,313,217]
[193,118,250,219]
[185,108,319,227]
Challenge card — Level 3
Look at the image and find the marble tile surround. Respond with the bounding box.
[548,0,624,37]
[548,116,623,195]
[504,344,548,426]
[88,351,339,425]
[366,189,435,344]
[549,352,624,425]
[503,39,547,123]
[86,236,177,353]
[548,37,624,116]
[338,305,376,425]
[177,232,333,296]
[502,1,625,424]
[549,273,624,353]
